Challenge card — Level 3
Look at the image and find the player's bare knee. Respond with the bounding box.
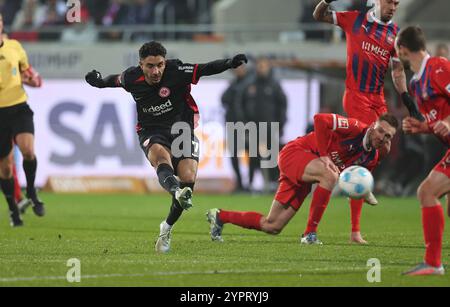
[320,169,338,188]
[265,225,283,235]
[178,171,196,183]
[417,181,436,206]
[261,219,283,235]
[0,161,13,178]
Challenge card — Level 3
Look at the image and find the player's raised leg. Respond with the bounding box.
[404,170,448,276]
[301,157,339,245]
[147,143,192,210]
[156,158,197,253]
[0,150,23,227]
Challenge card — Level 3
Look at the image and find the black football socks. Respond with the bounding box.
[0,178,22,225]
[157,163,180,196]
[23,158,37,199]
[166,182,194,226]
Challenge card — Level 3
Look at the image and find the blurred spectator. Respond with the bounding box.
[85,0,109,25]
[126,0,156,41]
[12,0,65,30]
[102,0,128,26]
[241,57,287,193]
[435,42,449,59]
[126,0,154,24]
[99,0,128,41]
[0,0,22,26]
[61,4,97,43]
[40,0,66,26]
[12,0,43,29]
[222,65,252,192]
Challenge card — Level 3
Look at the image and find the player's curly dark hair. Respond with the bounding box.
[378,113,399,129]
[139,41,167,59]
[396,26,427,52]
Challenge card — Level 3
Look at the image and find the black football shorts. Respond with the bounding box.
[137,126,200,172]
[0,103,34,158]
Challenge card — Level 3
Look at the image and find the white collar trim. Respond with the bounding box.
[412,53,431,81]
[367,9,393,25]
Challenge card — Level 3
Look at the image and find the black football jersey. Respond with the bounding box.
[119,59,200,130]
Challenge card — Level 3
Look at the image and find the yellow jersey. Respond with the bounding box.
[0,38,30,108]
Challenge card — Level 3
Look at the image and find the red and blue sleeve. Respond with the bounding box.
[332,11,359,32]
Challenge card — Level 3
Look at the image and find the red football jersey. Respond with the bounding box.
[333,9,399,95]
[292,114,379,172]
[409,55,450,146]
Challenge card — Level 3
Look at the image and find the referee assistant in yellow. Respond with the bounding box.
[0,14,43,226]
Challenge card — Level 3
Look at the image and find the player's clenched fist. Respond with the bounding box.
[229,54,248,69]
[85,70,104,88]
[432,120,450,138]
[402,117,429,134]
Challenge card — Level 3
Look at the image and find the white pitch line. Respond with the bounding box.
[0,265,403,283]
[0,268,293,283]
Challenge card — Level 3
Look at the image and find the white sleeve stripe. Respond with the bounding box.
[332,11,337,25]
[332,114,337,130]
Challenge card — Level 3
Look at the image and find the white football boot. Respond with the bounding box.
[155,221,172,253]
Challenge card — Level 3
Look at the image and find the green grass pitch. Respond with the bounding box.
[0,193,449,287]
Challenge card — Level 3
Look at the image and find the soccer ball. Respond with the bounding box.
[338,166,374,199]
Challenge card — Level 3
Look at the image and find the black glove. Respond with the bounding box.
[85,70,105,88]
[401,92,425,122]
[324,0,337,3]
[230,54,248,69]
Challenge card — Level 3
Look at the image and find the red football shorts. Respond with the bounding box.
[274,142,317,211]
[343,89,388,125]
[433,149,450,179]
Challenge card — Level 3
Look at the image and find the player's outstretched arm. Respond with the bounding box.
[400,92,425,121]
[392,61,425,121]
[196,54,248,79]
[313,0,336,24]
[85,70,121,88]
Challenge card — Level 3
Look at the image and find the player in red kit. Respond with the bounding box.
[313,0,423,244]
[397,26,449,275]
[206,113,398,244]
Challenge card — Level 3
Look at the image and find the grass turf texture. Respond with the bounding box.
[0,193,449,287]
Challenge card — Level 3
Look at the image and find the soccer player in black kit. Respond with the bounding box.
[85,41,247,253]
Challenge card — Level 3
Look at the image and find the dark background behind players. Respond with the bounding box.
[239,57,287,193]
[221,64,252,193]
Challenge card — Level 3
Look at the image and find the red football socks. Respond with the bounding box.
[304,185,332,234]
[422,205,445,267]
[12,165,22,203]
[218,210,263,230]
[350,198,364,232]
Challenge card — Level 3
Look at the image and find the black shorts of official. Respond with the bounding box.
[137,127,200,173]
[0,102,34,159]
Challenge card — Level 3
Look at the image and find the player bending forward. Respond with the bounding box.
[313,0,424,244]
[397,26,449,276]
[206,113,398,244]
[85,41,247,253]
